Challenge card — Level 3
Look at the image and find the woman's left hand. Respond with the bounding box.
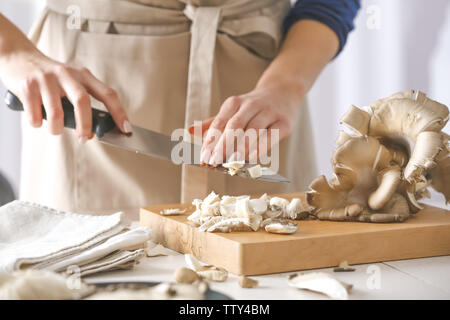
[192,80,304,165]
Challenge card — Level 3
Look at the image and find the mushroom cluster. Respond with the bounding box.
[307,90,449,222]
[187,191,307,234]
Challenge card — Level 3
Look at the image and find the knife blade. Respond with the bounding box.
[4,91,290,183]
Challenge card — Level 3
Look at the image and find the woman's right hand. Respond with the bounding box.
[0,14,131,143]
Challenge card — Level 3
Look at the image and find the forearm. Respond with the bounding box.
[257,19,339,100]
[0,14,38,62]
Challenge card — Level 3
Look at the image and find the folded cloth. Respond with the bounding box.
[0,201,151,275]
[65,249,146,277]
[37,227,151,272]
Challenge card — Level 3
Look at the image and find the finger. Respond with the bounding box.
[188,117,214,136]
[201,96,241,164]
[207,101,260,165]
[246,109,275,131]
[39,73,64,135]
[209,127,244,165]
[252,121,287,161]
[268,120,290,142]
[20,79,43,127]
[59,71,92,142]
[78,67,130,134]
[232,107,275,163]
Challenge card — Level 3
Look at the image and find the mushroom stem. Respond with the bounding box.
[404,131,443,183]
[368,165,401,210]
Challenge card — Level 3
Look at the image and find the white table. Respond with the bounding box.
[84,251,450,300]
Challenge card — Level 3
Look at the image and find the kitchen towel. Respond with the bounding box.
[0,200,151,274]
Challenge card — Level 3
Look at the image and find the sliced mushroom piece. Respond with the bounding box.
[197,268,228,282]
[265,220,298,234]
[247,165,262,178]
[264,208,283,219]
[269,197,289,212]
[145,243,174,257]
[160,208,186,216]
[223,160,245,176]
[288,272,352,300]
[238,276,259,288]
[198,216,226,232]
[249,198,268,215]
[206,217,254,232]
[234,198,255,219]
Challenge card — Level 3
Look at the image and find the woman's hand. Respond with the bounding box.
[194,80,304,165]
[191,19,339,165]
[0,14,131,143]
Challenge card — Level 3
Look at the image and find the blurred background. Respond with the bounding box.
[0,0,449,206]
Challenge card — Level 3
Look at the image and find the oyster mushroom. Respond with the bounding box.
[308,136,407,222]
[341,90,449,207]
[306,90,449,222]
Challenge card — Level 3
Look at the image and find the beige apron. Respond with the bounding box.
[20,0,318,218]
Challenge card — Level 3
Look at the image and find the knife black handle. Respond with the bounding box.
[4,90,116,138]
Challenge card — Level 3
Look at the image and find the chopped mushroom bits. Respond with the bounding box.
[160,208,186,216]
[187,192,308,233]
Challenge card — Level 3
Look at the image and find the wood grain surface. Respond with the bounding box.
[140,192,450,275]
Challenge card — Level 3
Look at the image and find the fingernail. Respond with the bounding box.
[209,151,222,166]
[123,120,132,134]
[79,136,88,144]
[200,149,211,164]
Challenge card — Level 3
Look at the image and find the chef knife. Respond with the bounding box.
[4,91,289,183]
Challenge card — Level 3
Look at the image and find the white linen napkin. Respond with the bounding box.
[0,201,151,274]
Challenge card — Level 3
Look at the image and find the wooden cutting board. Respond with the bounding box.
[140,192,450,275]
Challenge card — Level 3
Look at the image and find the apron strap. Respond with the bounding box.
[180,5,222,203]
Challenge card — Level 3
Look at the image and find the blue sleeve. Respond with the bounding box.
[283,0,361,56]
